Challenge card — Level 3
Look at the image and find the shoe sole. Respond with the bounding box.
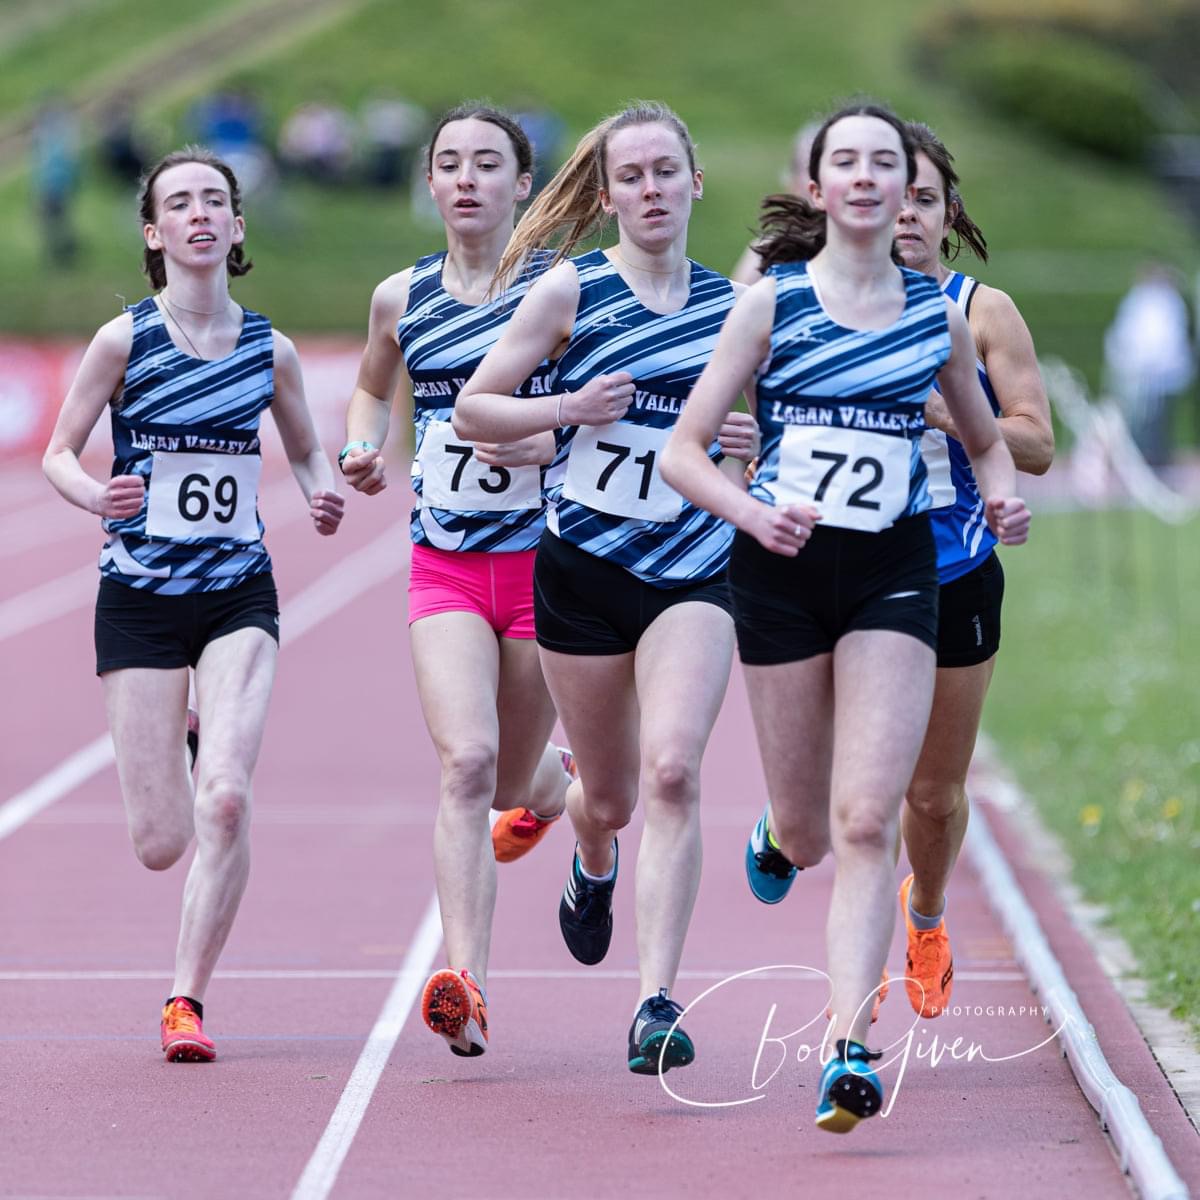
[422,971,487,1057]
[628,1029,695,1075]
[163,1039,215,1063]
[816,1072,881,1134]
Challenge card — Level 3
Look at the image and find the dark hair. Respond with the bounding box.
[494,100,697,285]
[754,102,915,269]
[137,146,252,290]
[904,121,989,263]
[424,103,534,178]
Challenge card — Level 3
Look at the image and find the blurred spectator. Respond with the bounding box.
[1104,263,1195,466]
[188,85,275,196]
[279,98,357,183]
[98,94,147,183]
[31,96,80,266]
[515,101,565,194]
[361,93,427,188]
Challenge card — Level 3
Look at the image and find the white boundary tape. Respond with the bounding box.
[965,794,1190,1200]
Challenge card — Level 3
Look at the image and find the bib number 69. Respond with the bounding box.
[178,472,239,524]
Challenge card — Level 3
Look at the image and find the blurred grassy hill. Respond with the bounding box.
[3,0,1198,391]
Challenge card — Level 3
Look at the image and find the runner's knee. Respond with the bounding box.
[906,777,967,824]
[832,805,895,855]
[194,775,251,846]
[642,749,700,811]
[130,824,190,871]
[439,740,498,805]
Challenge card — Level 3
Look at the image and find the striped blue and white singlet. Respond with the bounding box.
[550,249,736,588]
[401,251,556,554]
[100,297,274,594]
[750,260,951,532]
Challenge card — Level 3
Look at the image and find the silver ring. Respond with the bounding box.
[793,524,804,536]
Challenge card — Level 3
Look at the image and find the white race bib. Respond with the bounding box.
[920,429,955,509]
[418,420,542,512]
[774,425,911,532]
[145,451,262,541]
[562,420,682,523]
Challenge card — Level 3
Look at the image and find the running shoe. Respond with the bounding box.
[558,840,617,965]
[627,988,695,1075]
[160,997,215,1063]
[899,873,953,1018]
[825,967,891,1025]
[745,806,798,904]
[815,1039,884,1134]
[421,967,489,1057]
[186,707,200,772]
[492,748,575,864]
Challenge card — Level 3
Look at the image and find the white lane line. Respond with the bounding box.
[0,478,306,639]
[0,737,114,842]
[0,526,409,842]
[0,967,1025,984]
[290,892,444,1200]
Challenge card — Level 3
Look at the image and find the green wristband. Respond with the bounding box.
[338,440,377,472]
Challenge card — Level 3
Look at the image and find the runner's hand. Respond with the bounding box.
[747,501,820,556]
[986,496,1030,545]
[560,372,635,426]
[718,411,760,463]
[310,489,345,536]
[341,447,386,495]
[96,474,145,519]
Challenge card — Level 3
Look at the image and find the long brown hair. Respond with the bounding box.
[137,146,253,290]
[493,100,697,287]
[754,102,915,269]
[904,121,989,263]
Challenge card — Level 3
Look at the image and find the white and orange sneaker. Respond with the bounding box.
[160,997,215,1063]
[491,747,575,864]
[420,968,488,1057]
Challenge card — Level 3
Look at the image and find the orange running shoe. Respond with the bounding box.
[900,873,953,1018]
[491,747,575,864]
[825,968,890,1025]
[421,968,488,1057]
[160,997,215,1063]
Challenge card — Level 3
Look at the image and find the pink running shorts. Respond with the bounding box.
[408,544,537,639]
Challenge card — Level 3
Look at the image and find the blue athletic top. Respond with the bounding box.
[100,297,274,594]
[400,251,556,553]
[750,261,951,533]
[549,249,736,588]
[923,271,1000,584]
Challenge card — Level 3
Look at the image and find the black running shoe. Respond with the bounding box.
[627,988,694,1075]
[558,841,618,965]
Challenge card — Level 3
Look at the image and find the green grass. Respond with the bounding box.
[0,0,248,123]
[986,508,1200,1035]
[1,0,1197,399]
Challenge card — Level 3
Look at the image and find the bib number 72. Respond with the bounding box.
[773,425,910,532]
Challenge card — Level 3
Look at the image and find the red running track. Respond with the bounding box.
[2,454,1196,1200]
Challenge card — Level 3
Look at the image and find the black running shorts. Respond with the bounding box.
[95,572,280,675]
[728,514,939,665]
[533,529,733,656]
[935,551,1004,668]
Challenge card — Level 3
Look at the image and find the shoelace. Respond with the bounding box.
[574,873,612,925]
[165,1002,201,1035]
[754,846,796,880]
[642,993,684,1026]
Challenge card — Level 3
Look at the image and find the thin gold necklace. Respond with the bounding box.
[161,289,228,316]
[611,247,685,277]
[158,296,207,359]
